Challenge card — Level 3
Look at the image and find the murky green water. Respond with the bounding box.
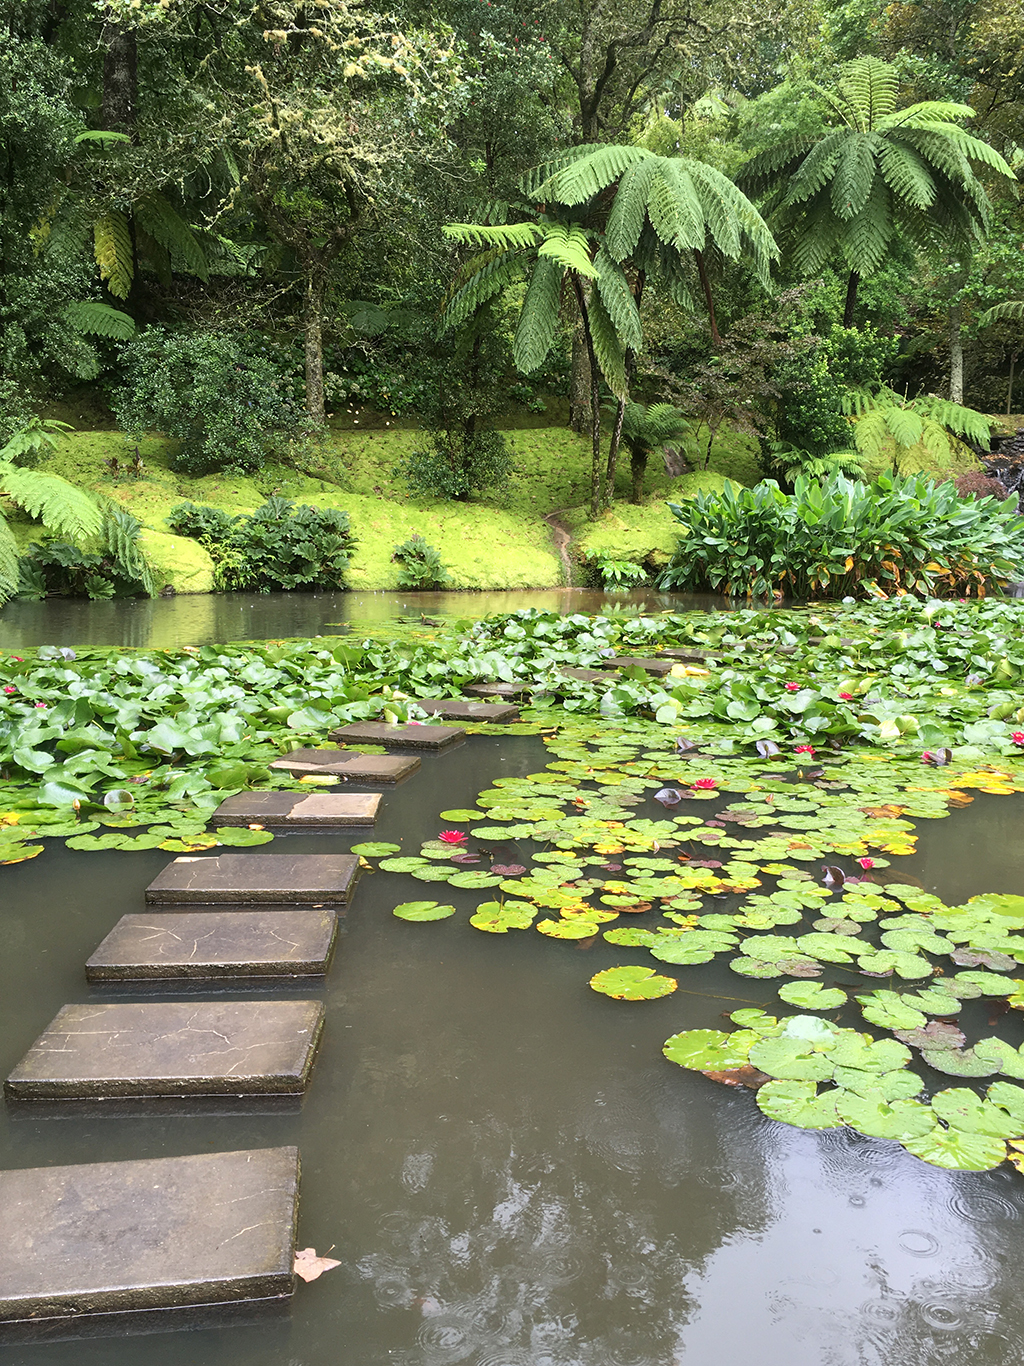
[4,731,1024,1364]
[0,588,744,651]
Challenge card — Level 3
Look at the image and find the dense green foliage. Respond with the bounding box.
[166,498,356,591]
[19,510,153,600]
[392,535,449,589]
[659,472,1024,599]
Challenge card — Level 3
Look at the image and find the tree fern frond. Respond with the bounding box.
[529,145,647,206]
[883,405,925,447]
[830,133,878,220]
[520,144,606,198]
[104,509,155,595]
[93,211,134,299]
[790,201,841,273]
[536,224,598,277]
[64,300,136,340]
[979,299,1024,327]
[878,100,976,130]
[75,129,130,145]
[839,176,892,273]
[737,137,819,194]
[0,516,20,606]
[442,248,521,329]
[908,124,1016,176]
[0,466,103,542]
[914,395,993,445]
[838,56,898,129]
[849,408,892,458]
[511,256,564,373]
[443,221,543,250]
[592,248,642,352]
[875,140,935,209]
[647,164,704,250]
[135,223,173,287]
[605,157,659,261]
[784,131,847,205]
[586,287,627,397]
[134,192,209,280]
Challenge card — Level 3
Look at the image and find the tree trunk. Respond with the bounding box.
[949,301,964,405]
[604,271,645,506]
[694,249,721,347]
[569,327,592,433]
[304,271,326,428]
[630,450,647,504]
[571,276,603,517]
[1009,351,1019,417]
[843,270,860,327]
[101,23,137,135]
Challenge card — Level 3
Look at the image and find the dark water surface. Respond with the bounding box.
[0,589,749,651]
[3,734,1024,1365]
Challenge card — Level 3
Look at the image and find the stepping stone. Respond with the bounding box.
[85,910,337,983]
[145,852,360,905]
[328,721,464,750]
[0,1147,297,1341]
[5,999,324,1100]
[268,748,419,783]
[213,790,380,827]
[661,647,723,661]
[601,656,675,676]
[412,698,520,722]
[463,681,531,699]
[559,667,612,683]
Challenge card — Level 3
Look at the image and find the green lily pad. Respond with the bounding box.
[730,956,785,979]
[590,965,677,1000]
[903,987,962,1016]
[902,1126,1007,1171]
[602,927,658,947]
[920,1047,998,1078]
[794,933,857,964]
[729,1009,780,1032]
[778,982,848,1010]
[536,918,601,940]
[447,870,504,889]
[213,826,275,847]
[379,856,429,873]
[663,1028,756,1070]
[829,1035,912,1073]
[438,809,483,821]
[469,900,536,932]
[831,1067,923,1101]
[393,901,457,921]
[756,1080,843,1129]
[987,1081,1024,1128]
[974,1037,1024,1079]
[951,970,1015,996]
[411,866,459,882]
[856,991,928,1031]
[747,1037,835,1082]
[835,1090,936,1141]
[350,842,402,857]
[931,1087,1023,1138]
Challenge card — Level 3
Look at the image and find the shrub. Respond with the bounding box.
[392,535,449,589]
[19,511,154,599]
[400,427,514,501]
[166,497,356,592]
[112,329,310,475]
[950,470,1008,501]
[657,472,1024,600]
[586,552,649,590]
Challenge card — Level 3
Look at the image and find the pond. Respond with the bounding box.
[4,718,1024,1366]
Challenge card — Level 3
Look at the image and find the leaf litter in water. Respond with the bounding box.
[293,1247,341,1283]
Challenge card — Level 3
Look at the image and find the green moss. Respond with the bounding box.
[576,473,737,567]
[137,529,216,594]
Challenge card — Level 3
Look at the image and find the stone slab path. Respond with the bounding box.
[145,852,360,904]
[602,656,675,675]
[213,791,380,826]
[85,910,337,983]
[269,748,419,782]
[559,667,612,683]
[329,721,465,750]
[412,698,520,721]
[463,681,532,699]
[5,1000,324,1100]
[0,1147,297,1341]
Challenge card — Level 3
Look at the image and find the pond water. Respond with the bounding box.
[3,732,1024,1365]
[0,589,745,651]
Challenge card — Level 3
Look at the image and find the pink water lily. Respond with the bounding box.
[794,744,815,756]
[857,857,875,869]
[692,777,718,790]
[438,830,468,844]
[3,686,14,694]
[34,702,46,709]
[1012,732,1024,747]
[783,682,800,692]
[838,691,854,701]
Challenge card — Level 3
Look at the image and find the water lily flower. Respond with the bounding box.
[794,744,815,756]
[34,702,46,709]
[1012,733,1024,748]
[2,686,14,694]
[857,857,875,869]
[692,777,718,790]
[10,657,21,662]
[783,682,800,692]
[838,691,854,701]
[438,830,468,844]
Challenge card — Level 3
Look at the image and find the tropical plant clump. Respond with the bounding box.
[658,472,1024,600]
[19,510,154,600]
[392,534,449,589]
[166,498,356,592]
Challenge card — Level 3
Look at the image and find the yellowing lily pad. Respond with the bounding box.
[590,965,677,1000]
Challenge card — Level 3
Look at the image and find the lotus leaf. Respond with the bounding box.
[535,918,600,940]
[920,1047,998,1078]
[393,901,457,921]
[856,991,928,1031]
[350,842,402,857]
[902,1127,1008,1171]
[755,1080,843,1129]
[663,1028,757,1070]
[778,982,848,1010]
[836,1091,937,1141]
[590,965,678,1000]
[730,956,785,979]
[931,1087,1023,1138]
[747,1037,835,1082]
[379,856,430,873]
[831,1067,923,1100]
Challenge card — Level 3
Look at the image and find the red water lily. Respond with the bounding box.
[692,777,718,790]
[438,830,468,844]
[857,857,875,869]
[794,744,815,756]
[1012,732,1024,747]
[838,692,854,701]
[2,686,14,694]
[783,682,800,692]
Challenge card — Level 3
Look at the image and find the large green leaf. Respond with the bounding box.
[756,1080,843,1129]
[902,1127,1008,1171]
[663,1028,756,1070]
[931,1087,1024,1138]
[590,965,677,1000]
[393,901,457,921]
[835,1090,936,1140]
[778,982,848,1009]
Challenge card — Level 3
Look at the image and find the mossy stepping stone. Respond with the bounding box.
[328,722,465,750]
[213,791,381,826]
[412,698,520,721]
[4,1000,324,1100]
[0,1147,298,1342]
[602,656,675,675]
[145,853,360,904]
[85,910,338,983]
[268,749,419,783]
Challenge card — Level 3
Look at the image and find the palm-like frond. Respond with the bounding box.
[830,134,878,220]
[442,247,522,330]
[536,224,598,277]
[511,256,564,373]
[840,175,893,273]
[65,300,136,340]
[586,287,627,397]
[0,465,103,542]
[519,144,606,199]
[93,211,134,299]
[878,101,977,130]
[0,517,20,605]
[914,395,994,445]
[592,248,642,352]
[527,145,646,206]
[605,157,660,260]
[875,141,935,210]
[104,510,155,596]
[979,299,1024,327]
[134,192,209,280]
[443,221,544,250]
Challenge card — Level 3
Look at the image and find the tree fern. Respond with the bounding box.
[528,144,644,207]
[830,134,878,219]
[0,517,20,605]
[0,465,103,542]
[512,256,564,373]
[65,300,136,341]
[134,192,209,280]
[442,248,521,330]
[443,221,543,250]
[979,299,1024,326]
[586,287,627,397]
[592,249,642,352]
[93,211,134,299]
[104,510,155,596]
[536,224,598,277]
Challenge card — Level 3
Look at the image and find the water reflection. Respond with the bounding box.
[0,588,747,651]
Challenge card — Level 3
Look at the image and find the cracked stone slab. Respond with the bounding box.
[411,699,520,722]
[85,910,337,983]
[601,656,675,676]
[268,748,419,783]
[145,852,360,905]
[328,721,464,750]
[213,791,380,827]
[4,1000,325,1100]
[0,1147,298,1337]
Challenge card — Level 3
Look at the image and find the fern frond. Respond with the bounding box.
[0,515,20,606]
[529,145,647,206]
[586,287,627,397]
[0,466,103,542]
[134,224,173,287]
[74,129,130,145]
[908,124,1016,176]
[790,200,841,274]
[830,133,878,220]
[837,56,898,129]
[93,211,134,299]
[878,100,976,130]
[134,192,209,280]
[979,299,1024,327]
[442,248,521,330]
[875,140,935,209]
[443,221,543,250]
[592,248,642,352]
[737,137,818,194]
[785,131,847,205]
[65,300,136,340]
[849,408,891,458]
[883,405,924,448]
[512,256,564,373]
[520,144,605,198]
[914,395,993,446]
[104,509,156,595]
[605,157,659,261]
[647,163,704,250]
[839,176,892,273]
[536,224,598,277]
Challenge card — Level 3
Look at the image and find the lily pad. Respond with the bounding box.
[920,1047,998,1078]
[730,1009,780,1031]
[590,965,677,1000]
[755,1079,843,1129]
[831,1067,923,1101]
[730,956,785,979]
[447,870,504,889]
[902,1126,1007,1171]
[829,1035,912,1073]
[393,901,457,921]
[931,1087,1024,1138]
[350,842,402,857]
[778,982,848,1010]
[975,1037,1024,1079]
[663,1028,756,1071]
[856,991,928,1032]
[379,856,429,873]
[438,809,483,821]
[987,1081,1024,1128]
[835,1090,936,1141]
[602,927,658,947]
[535,918,600,940]
[747,1037,835,1082]
[213,826,275,847]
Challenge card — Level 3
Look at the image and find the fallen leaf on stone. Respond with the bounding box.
[294,1247,341,1282]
